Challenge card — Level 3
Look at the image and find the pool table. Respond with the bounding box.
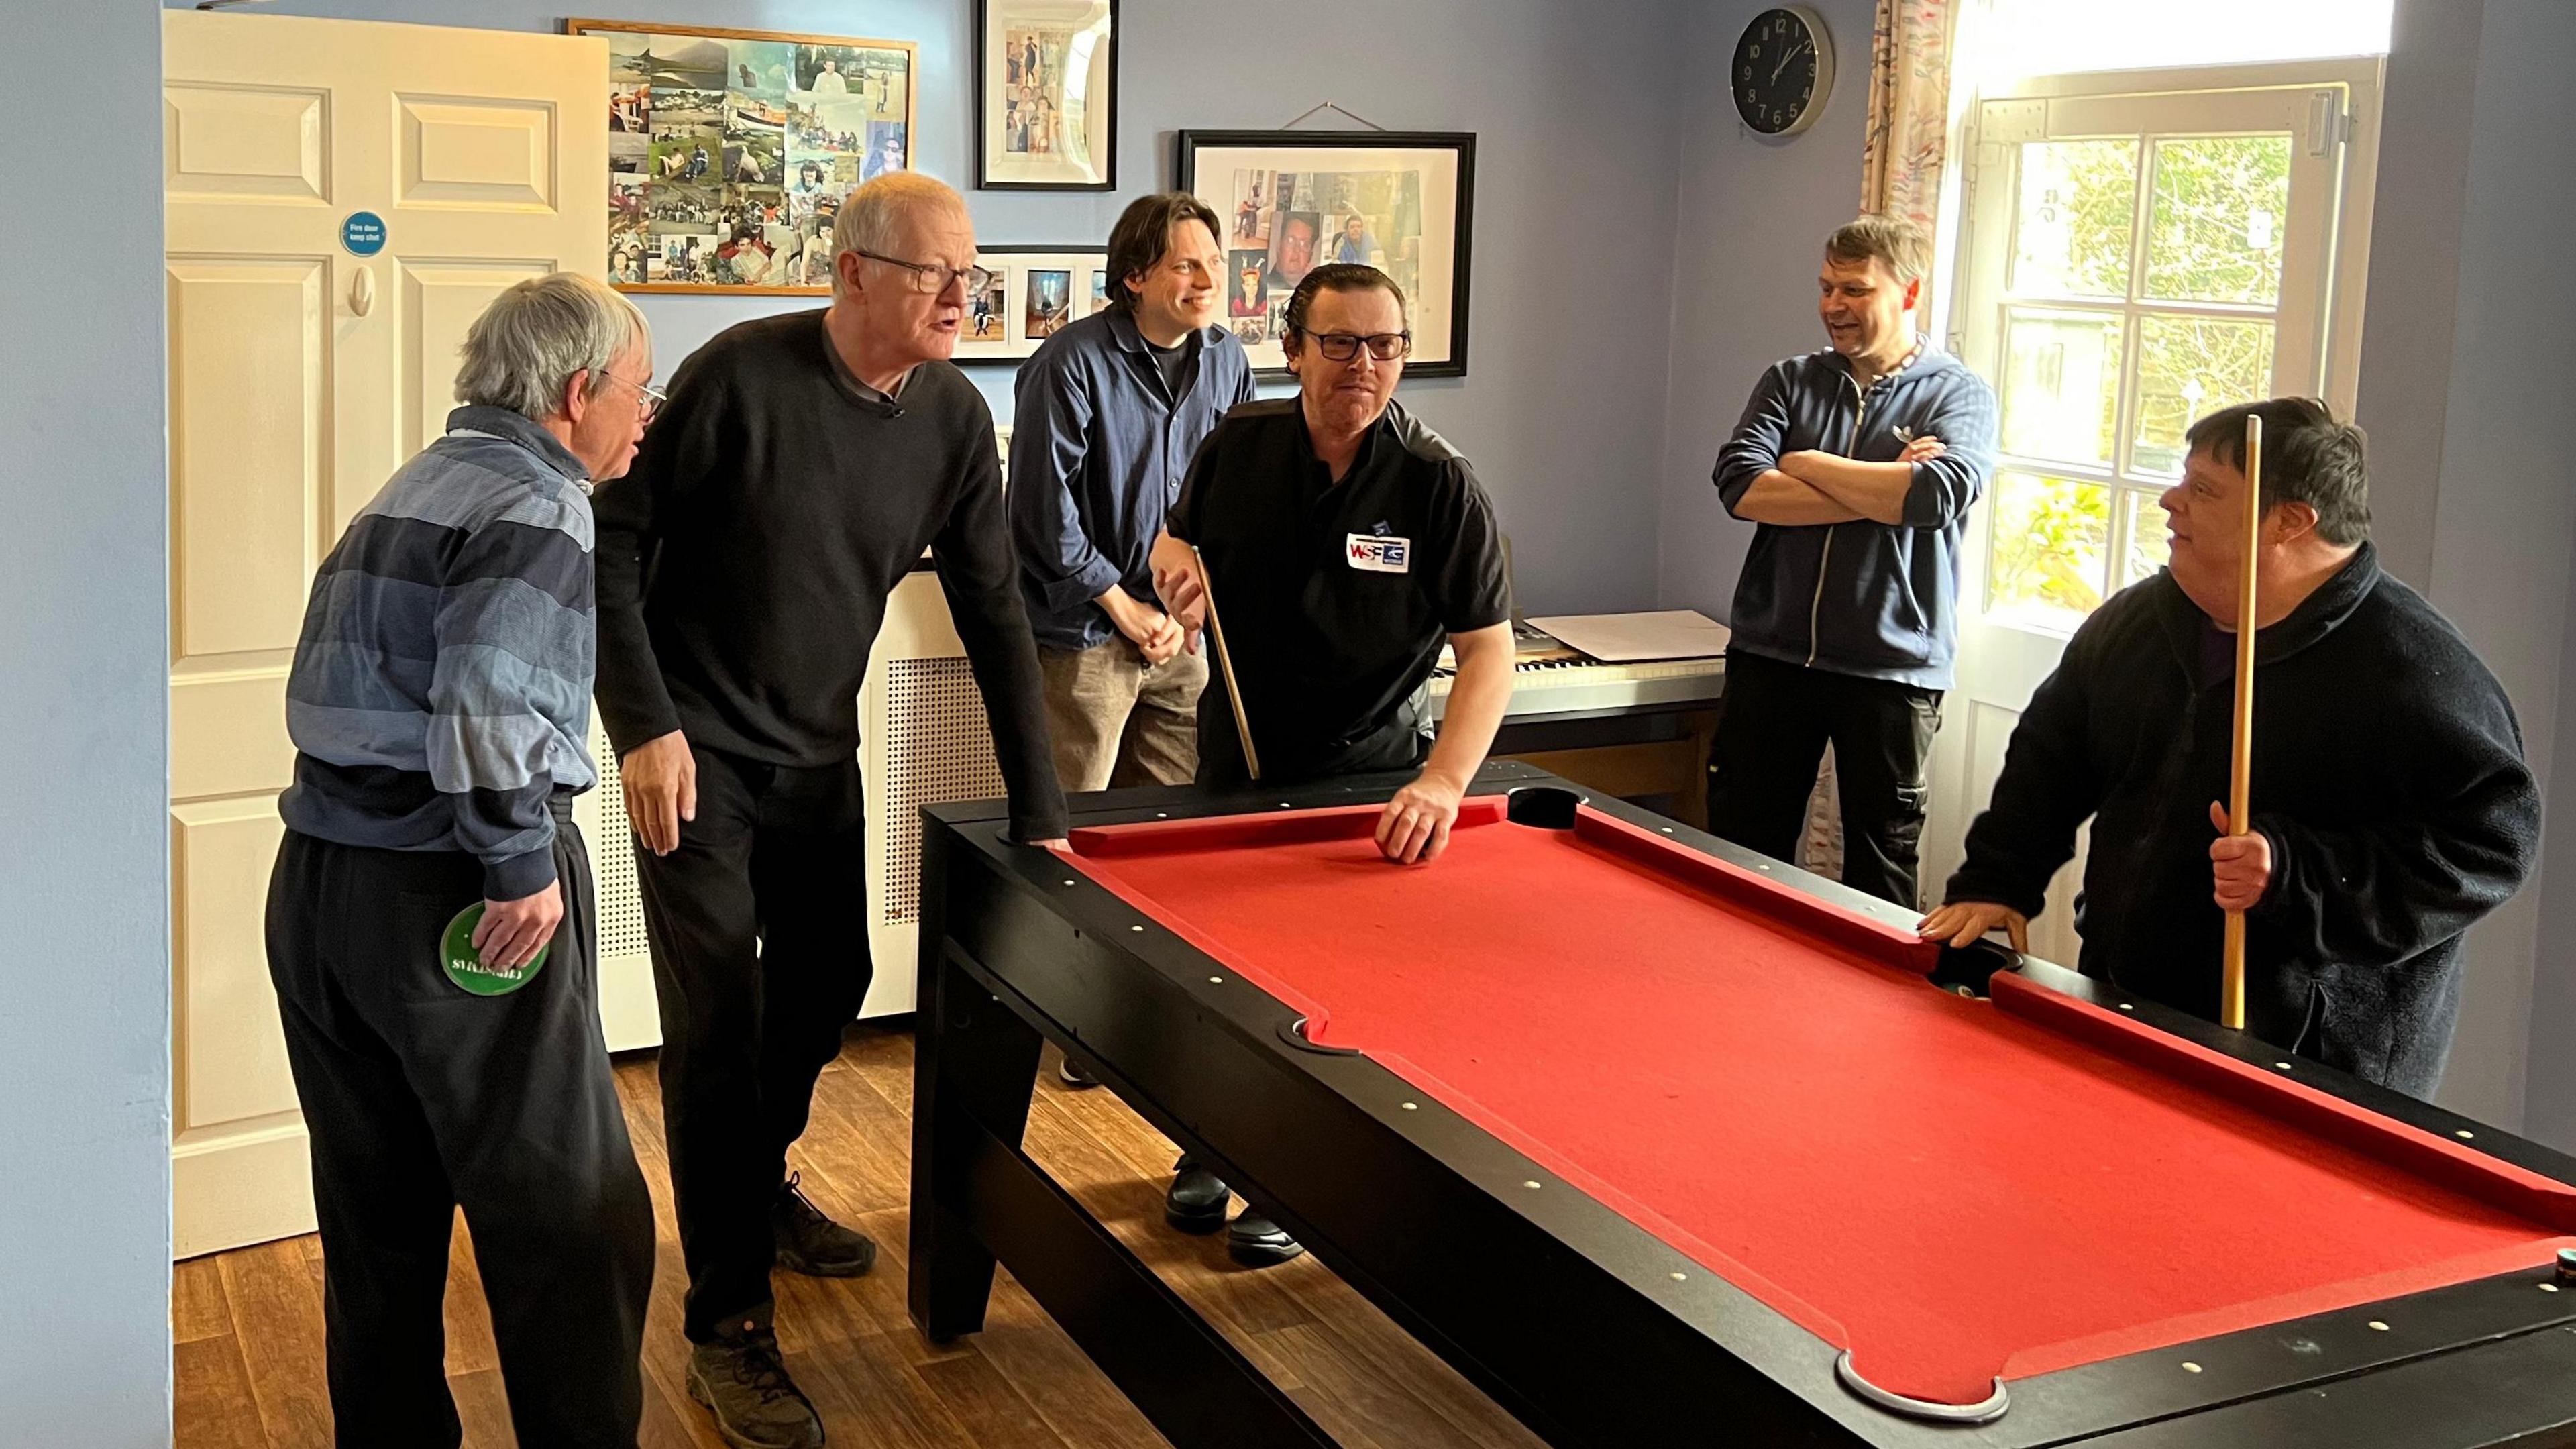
[907,762,2576,1448]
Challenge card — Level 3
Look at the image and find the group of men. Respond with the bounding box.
[1705,217,2535,1096]
[266,174,2538,1449]
[269,174,1511,1449]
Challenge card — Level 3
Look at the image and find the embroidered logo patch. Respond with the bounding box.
[1347,533,1411,572]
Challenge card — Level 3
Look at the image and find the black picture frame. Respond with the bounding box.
[976,0,1118,191]
[1176,129,1475,380]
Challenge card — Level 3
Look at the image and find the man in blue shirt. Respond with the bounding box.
[1013,193,1254,799]
[1709,216,1998,908]
[1012,194,1252,1099]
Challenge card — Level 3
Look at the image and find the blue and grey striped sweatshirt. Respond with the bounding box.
[279,405,597,899]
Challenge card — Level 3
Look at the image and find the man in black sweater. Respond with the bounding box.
[1921,398,2537,1098]
[593,173,1067,1449]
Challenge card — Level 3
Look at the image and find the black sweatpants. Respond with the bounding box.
[1705,649,1944,909]
[264,814,653,1449]
[633,746,871,1342]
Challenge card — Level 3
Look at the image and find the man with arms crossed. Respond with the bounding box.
[1012,192,1253,1087]
[1709,215,1998,907]
[594,174,1068,1449]
[1923,399,2537,1097]
[268,273,657,1448]
[1152,262,1517,1263]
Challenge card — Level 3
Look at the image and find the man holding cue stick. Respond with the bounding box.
[1149,262,1516,1260]
[1921,398,2538,1098]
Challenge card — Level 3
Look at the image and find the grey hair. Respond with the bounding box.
[829,172,967,299]
[453,272,648,419]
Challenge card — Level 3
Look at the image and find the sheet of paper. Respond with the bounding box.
[1523,610,1731,663]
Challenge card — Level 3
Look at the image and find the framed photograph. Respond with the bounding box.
[1176,130,1475,379]
[953,246,1111,364]
[977,0,1116,190]
[570,18,919,295]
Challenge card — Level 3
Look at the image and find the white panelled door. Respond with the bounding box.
[1921,62,2378,967]
[164,9,603,1258]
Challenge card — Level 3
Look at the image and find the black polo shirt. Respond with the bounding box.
[1169,398,1510,780]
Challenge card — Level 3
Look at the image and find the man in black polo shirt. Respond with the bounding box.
[1151,262,1516,1262]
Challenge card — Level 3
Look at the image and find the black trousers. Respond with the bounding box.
[1705,649,1944,909]
[265,815,653,1449]
[633,746,871,1342]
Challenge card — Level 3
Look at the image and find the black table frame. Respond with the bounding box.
[908,761,2576,1448]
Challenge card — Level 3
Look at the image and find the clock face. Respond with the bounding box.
[1735,7,1825,136]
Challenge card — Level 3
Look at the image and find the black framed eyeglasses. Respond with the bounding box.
[855,248,998,297]
[1307,331,1413,362]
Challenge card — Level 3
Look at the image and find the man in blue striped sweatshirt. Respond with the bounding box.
[267,272,659,1449]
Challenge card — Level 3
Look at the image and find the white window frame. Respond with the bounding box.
[1945,57,2383,641]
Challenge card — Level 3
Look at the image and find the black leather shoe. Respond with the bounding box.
[1058,1055,1100,1089]
[1227,1213,1305,1267]
[1165,1153,1229,1233]
[772,1171,876,1277]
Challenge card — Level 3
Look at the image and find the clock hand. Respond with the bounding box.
[1772,40,1808,85]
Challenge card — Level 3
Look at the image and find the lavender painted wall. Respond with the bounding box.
[178,0,1686,616]
[1,3,171,1443]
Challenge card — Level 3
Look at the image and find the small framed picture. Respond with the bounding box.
[953,246,1110,364]
[1177,130,1475,379]
[977,0,1116,191]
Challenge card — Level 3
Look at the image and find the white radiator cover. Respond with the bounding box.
[580,571,1000,1049]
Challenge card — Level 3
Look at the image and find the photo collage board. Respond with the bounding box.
[577,20,918,294]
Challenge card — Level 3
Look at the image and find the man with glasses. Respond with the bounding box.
[594,172,1067,1449]
[1148,262,1517,1265]
[268,272,657,1447]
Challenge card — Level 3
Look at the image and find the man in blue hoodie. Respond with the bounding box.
[1708,216,1998,908]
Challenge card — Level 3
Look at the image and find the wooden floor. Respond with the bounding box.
[176,1023,1549,1449]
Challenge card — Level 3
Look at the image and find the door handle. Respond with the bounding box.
[350,265,375,317]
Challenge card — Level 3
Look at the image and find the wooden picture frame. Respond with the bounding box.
[953,246,1112,364]
[571,17,920,296]
[977,0,1118,191]
[1176,129,1476,380]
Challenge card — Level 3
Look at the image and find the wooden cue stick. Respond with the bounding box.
[1190,544,1263,782]
[2222,413,2263,1031]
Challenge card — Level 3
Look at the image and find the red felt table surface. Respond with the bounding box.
[1065,802,2576,1407]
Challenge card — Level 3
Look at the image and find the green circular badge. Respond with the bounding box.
[440,903,550,996]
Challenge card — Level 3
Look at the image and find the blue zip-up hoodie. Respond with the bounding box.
[1713,344,1998,690]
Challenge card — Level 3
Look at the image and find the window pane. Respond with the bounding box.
[2144,135,2292,306]
[1987,472,2110,631]
[2011,139,2138,299]
[2122,489,2171,590]
[2001,308,2123,467]
[2132,315,2275,476]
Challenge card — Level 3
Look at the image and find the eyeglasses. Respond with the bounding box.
[1304,331,1412,363]
[855,249,998,297]
[596,371,667,419]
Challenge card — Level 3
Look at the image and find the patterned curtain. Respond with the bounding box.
[1858,0,1964,228]
[1802,0,1964,902]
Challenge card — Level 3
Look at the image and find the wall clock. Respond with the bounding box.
[1733,5,1834,138]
